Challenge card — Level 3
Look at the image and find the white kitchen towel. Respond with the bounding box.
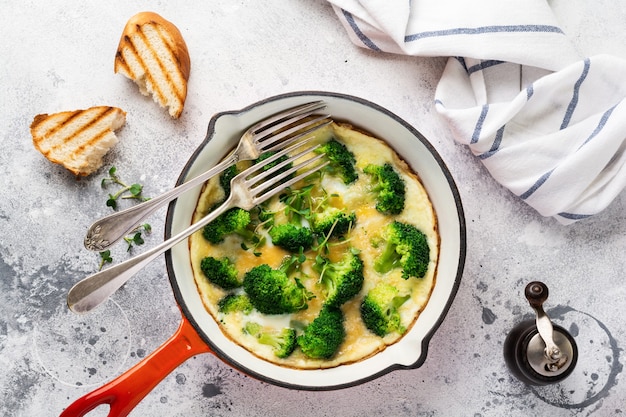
[328,0,626,224]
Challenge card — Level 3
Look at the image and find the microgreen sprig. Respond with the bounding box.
[98,250,113,271]
[279,184,315,222]
[96,167,153,269]
[123,223,152,252]
[101,166,150,210]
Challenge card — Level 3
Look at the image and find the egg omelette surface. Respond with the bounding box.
[189,122,439,369]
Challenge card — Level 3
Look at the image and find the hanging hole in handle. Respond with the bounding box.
[82,404,110,417]
[60,394,114,417]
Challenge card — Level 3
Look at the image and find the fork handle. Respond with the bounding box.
[68,195,234,313]
[84,153,238,252]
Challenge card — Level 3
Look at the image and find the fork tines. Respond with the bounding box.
[251,152,329,206]
[254,101,326,133]
[237,140,329,206]
[254,101,332,153]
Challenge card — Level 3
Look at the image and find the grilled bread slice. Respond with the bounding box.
[30,106,126,176]
[114,12,190,119]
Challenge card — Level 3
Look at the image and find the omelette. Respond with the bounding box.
[189,122,439,369]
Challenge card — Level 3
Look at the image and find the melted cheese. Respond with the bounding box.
[189,122,439,369]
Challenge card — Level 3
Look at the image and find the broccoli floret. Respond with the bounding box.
[267,185,315,252]
[360,283,410,337]
[363,163,406,215]
[218,293,253,314]
[297,307,346,359]
[311,206,356,239]
[316,139,358,184]
[220,164,238,199]
[208,165,239,213]
[314,248,364,308]
[374,221,430,279]
[243,322,297,358]
[242,261,311,314]
[200,256,241,290]
[309,188,356,240]
[269,223,314,252]
[202,207,254,244]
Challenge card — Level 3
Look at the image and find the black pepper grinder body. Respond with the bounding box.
[503,281,578,385]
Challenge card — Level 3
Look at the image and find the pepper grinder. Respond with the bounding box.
[503,281,578,385]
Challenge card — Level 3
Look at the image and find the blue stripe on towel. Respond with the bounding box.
[526,84,534,100]
[520,168,555,200]
[578,104,617,149]
[557,212,592,220]
[478,125,505,159]
[467,60,504,75]
[341,9,382,51]
[471,105,489,144]
[561,58,591,130]
[405,25,564,42]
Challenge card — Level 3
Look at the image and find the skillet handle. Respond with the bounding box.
[59,315,212,417]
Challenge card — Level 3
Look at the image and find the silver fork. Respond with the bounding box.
[84,101,331,252]
[67,140,330,313]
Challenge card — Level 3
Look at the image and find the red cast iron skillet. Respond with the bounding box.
[60,91,466,417]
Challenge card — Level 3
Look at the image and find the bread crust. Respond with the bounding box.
[30,106,126,177]
[114,12,190,118]
[115,12,190,81]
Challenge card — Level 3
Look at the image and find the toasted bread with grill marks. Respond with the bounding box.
[114,12,190,119]
[30,106,126,176]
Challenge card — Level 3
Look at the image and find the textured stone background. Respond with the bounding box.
[1,1,625,416]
